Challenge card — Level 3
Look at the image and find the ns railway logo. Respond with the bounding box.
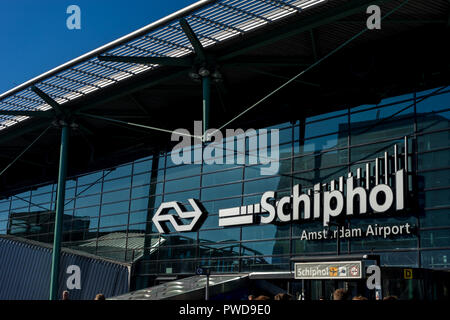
[152,137,410,233]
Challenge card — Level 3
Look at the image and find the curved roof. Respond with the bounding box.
[0,0,327,130]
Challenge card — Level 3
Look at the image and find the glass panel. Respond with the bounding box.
[351,100,414,146]
[0,220,8,233]
[132,173,150,187]
[305,115,348,139]
[30,192,52,205]
[131,185,150,199]
[164,190,200,202]
[292,237,339,254]
[380,92,414,106]
[158,260,196,274]
[147,196,162,210]
[278,127,293,145]
[294,149,348,172]
[201,197,242,215]
[0,212,8,221]
[417,110,450,133]
[99,213,129,228]
[421,249,450,269]
[78,171,102,186]
[421,229,450,248]
[75,182,101,196]
[11,193,30,210]
[127,222,146,234]
[198,213,217,229]
[198,243,240,258]
[244,158,291,179]
[242,224,290,241]
[202,168,243,187]
[350,138,404,163]
[133,159,152,174]
[165,164,201,180]
[419,169,450,189]
[158,245,197,260]
[241,256,289,272]
[241,240,289,256]
[102,189,130,204]
[244,176,283,195]
[417,131,450,152]
[295,133,347,155]
[420,209,450,228]
[418,149,450,171]
[103,177,131,192]
[305,109,348,122]
[130,198,149,212]
[74,206,100,218]
[378,251,418,267]
[0,199,11,212]
[416,89,450,113]
[161,232,197,246]
[293,166,347,189]
[75,194,101,208]
[199,227,240,243]
[420,188,450,209]
[104,164,132,180]
[164,176,200,193]
[101,201,129,215]
[128,210,148,225]
[201,183,242,201]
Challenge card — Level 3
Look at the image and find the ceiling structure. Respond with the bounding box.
[0,0,448,195]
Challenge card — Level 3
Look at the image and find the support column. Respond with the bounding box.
[49,123,70,300]
[202,75,211,138]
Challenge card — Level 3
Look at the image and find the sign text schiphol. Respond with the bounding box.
[219,139,408,229]
[153,137,411,233]
[295,261,363,280]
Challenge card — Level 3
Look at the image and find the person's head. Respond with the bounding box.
[383,295,398,301]
[352,295,368,300]
[254,295,270,300]
[274,293,291,300]
[333,288,349,301]
[248,295,255,300]
[94,293,105,300]
[62,291,69,300]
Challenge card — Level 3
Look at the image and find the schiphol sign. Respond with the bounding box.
[295,261,363,280]
[153,137,411,235]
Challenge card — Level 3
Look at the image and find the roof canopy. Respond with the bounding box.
[0,0,448,194]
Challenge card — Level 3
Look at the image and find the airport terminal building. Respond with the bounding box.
[0,0,449,300]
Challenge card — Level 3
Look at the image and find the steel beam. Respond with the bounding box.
[31,86,64,116]
[49,123,69,300]
[218,0,389,62]
[0,110,53,117]
[98,55,193,67]
[179,18,207,62]
[246,68,320,87]
[310,29,319,62]
[202,75,211,137]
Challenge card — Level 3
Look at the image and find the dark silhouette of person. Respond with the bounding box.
[94,293,106,300]
[62,290,70,300]
[333,288,350,300]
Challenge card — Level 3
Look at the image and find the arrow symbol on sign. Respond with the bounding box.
[152,198,206,233]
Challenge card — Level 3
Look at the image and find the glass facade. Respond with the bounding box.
[1,86,449,287]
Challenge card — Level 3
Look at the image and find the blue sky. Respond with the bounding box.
[0,0,198,94]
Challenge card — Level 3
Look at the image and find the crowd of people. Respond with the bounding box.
[61,288,398,301]
[247,289,398,301]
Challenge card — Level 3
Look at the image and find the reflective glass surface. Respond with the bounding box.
[1,86,449,280]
